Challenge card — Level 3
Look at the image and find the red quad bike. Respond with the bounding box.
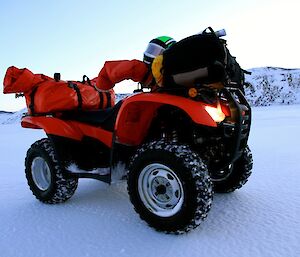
[22,84,252,233]
[21,32,253,234]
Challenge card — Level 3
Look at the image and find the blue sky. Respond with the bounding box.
[1,0,299,111]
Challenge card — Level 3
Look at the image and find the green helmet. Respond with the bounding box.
[143,36,176,65]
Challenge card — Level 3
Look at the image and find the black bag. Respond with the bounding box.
[161,28,250,91]
[162,33,226,87]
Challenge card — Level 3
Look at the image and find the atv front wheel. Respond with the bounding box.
[212,145,253,193]
[127,140,213,233]
[25,138,78,203]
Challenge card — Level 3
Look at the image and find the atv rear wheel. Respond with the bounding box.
[127,140,213,234]
[212,146,253,193]
[25,138,78,203]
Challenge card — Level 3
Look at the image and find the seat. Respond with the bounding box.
[61,100,123,131]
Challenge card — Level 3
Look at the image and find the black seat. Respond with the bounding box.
[61,100,123,131]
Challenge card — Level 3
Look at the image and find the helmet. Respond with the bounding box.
[143,36,176,65]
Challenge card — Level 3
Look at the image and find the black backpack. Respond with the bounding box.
[161,28,249,92]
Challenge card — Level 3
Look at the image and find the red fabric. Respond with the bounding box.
[96,59,152,90]
[28,81,115,114]
[3,66,52,94]
[3,66,115,114]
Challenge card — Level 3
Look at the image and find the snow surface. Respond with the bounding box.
[0,105,299,257]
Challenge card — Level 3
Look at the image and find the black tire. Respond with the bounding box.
[127,140,213,234]
[25,138,78,203]
[212,146,253,193]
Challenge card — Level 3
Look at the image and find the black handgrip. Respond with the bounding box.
[54,73,61,82]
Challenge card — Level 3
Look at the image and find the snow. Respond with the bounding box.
[67,163,110,176]
[66,162,127,182]
[245,67,300,106]
[0,109,26,125]
[0,105,299,257]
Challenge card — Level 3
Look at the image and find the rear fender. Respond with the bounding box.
[21,116,113,147]
[114,93,217,145]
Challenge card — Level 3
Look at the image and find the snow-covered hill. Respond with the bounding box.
[0,109,26,125]
[0,104,299,257]
[245,67,300,106]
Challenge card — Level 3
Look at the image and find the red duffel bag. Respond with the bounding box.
[3,66,115,114]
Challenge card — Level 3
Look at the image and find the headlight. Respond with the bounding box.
[204,102,226,122]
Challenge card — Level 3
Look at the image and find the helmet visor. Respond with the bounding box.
[144,43,165,58]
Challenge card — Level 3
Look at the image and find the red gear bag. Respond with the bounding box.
[3,66,115,114]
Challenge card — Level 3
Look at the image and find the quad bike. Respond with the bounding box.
[22,80,253,233]
[19,28,252,234]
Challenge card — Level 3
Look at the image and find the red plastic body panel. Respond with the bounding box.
[21,116,113,148]
[114,93,218,145]
[221,103,231,116]
[21,93,229,148]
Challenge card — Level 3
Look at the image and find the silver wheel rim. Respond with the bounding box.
[138,163,184,217]
[31,157,52,191]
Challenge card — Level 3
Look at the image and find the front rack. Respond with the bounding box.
[220,87,252,165]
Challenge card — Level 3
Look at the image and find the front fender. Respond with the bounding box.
[114,93,217,145]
